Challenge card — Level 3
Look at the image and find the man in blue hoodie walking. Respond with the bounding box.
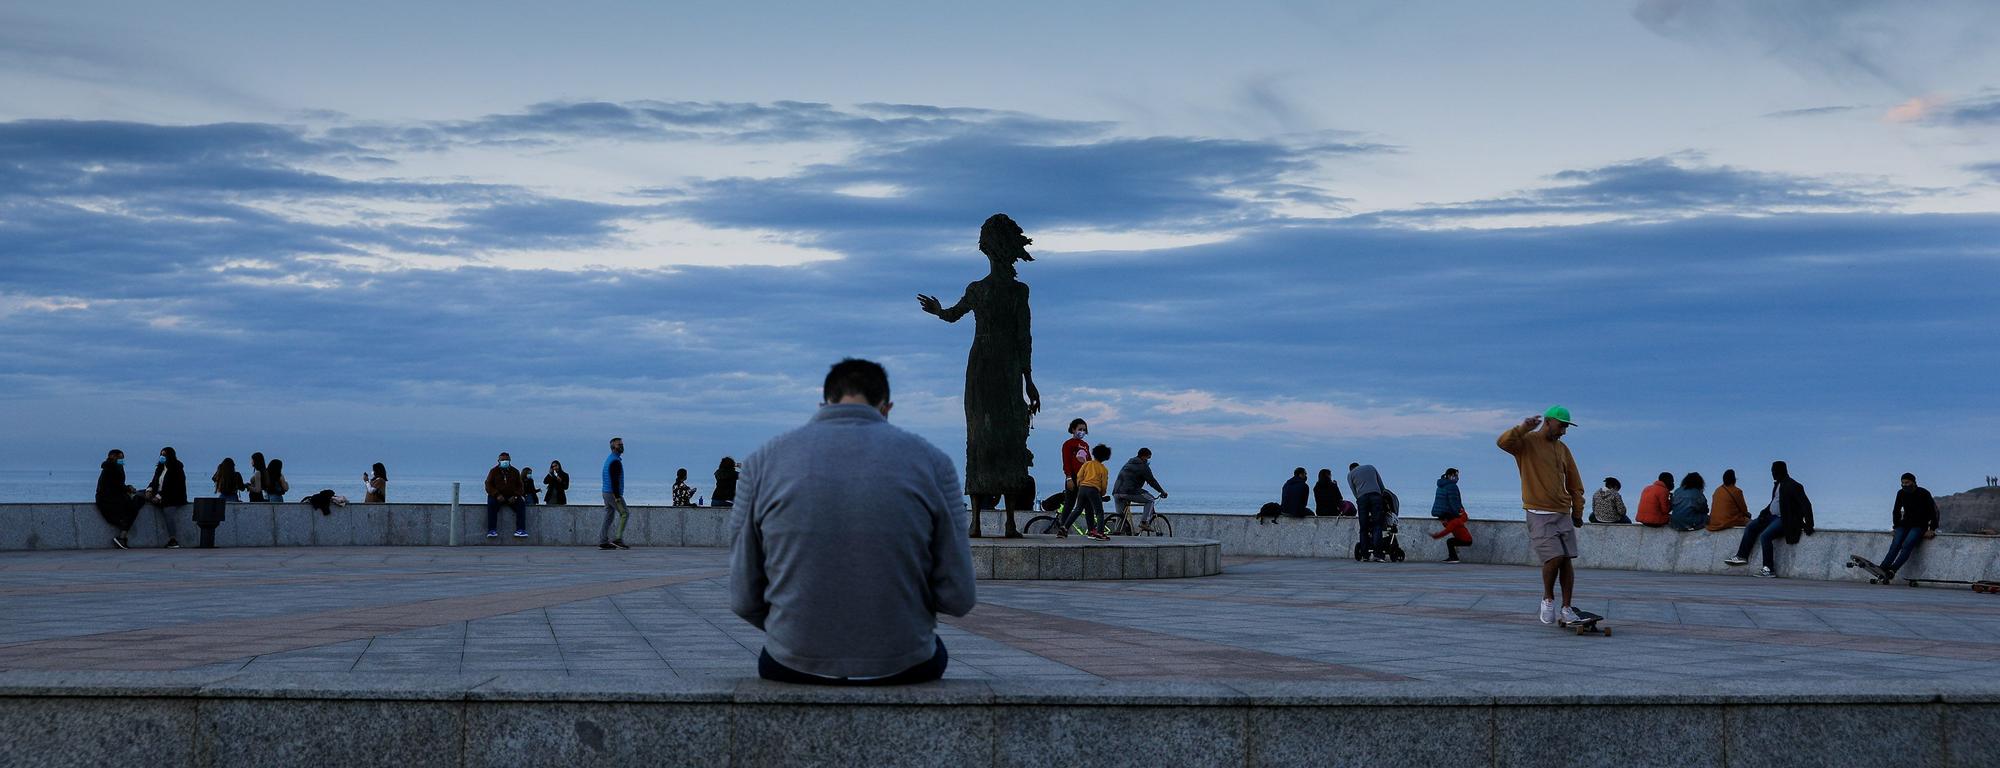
[599,437,630,550]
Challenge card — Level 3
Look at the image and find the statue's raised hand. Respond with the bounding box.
[917,294,943,316]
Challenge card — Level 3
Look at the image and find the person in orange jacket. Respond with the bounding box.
[1706,469,1751,531]
[1636,472,1673,527]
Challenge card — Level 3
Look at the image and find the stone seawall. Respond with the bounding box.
[7,502,1996,584]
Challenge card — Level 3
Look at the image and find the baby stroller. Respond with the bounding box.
[1352,489,1408,561]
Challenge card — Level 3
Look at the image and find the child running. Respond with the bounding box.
[1428,468,1474,563]
[1073,444,1114,541]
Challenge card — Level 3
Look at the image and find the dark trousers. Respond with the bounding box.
[1734,511,1784,569]
[1882,525,1926,571]
[1358,492,1386,555]
[758,637,948,686]
[1057,487,1104,533]
[486,496,526,533]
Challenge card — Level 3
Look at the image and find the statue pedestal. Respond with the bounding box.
[969,535,1220,580]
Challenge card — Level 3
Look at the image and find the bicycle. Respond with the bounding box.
[1106,494,1172,537]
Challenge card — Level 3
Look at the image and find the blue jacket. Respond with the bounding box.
[1669,487,1709,531]
[1430,476,1463,519]
[602,452,623,495]
[1280,476,1311,517]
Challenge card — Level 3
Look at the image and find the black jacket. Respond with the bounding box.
[1761,478,1814,544]
[1892,486,1939,531]
[1312,479,1343,516]
[544,470,569,505]
[95,460,142,530]
[1280,477,1311,517]
[149,459,189,507]
[712,467,739,504]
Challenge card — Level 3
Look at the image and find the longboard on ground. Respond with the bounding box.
[1846,554,1893,584]
[1557,608,1610,636]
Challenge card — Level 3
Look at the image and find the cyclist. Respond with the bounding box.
[1112,447,1170,533]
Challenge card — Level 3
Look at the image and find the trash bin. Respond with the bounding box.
[192,497,227,549]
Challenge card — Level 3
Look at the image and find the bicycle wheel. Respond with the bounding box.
[1098,512,1128,536]
[1022,515,1058,535]
[1140,513,1172,537]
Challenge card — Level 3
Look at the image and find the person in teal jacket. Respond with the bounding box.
[1669,472,1710,531]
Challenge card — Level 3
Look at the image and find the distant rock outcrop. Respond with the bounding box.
[1939,486,2000,535]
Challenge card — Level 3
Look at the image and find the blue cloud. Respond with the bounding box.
[1372,154,1902,220]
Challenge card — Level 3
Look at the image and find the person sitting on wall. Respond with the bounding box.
[1878,472,1938,580]
[1705,469,1750,531]
[730,358,975,685]
[1428,468,1474,563]
[1280,467,1312,518]
[1668,472,1710,531]
[1590,477,1630,524]
[1636,472,1673,527]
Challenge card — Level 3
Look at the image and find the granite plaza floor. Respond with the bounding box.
[3,545,1999,685]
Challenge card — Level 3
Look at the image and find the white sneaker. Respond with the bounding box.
[1724,556,1748,566]
[1756,567,1778,578]
[1559,606,1585,624]
[1539,598,1557,624]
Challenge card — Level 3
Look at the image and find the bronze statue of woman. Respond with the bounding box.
[918,213,1042,538]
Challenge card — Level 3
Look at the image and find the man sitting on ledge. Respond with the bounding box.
[730,358,976,685]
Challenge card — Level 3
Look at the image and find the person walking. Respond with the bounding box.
[1429,468,1474,563]
[1497,407,1587,625]
[1312,469,1344,516]
[363,463,388,503]
[1069,444,1113,540]
[1636,472,1672,527]
[1705,469,1750,531]
[1347,462,1391,561]
[1060,418,1091,524]
[143,446,188,549]
[213,458,246,501]
[712,456,739,507]
[95,450,144,548]
[1111,447,1168,533]
[247,452,269,502]
[1878,473,1938,579]
[1724,461,1815,577]
[1669,472,1710,531]
[729,358,974,685]
[599,438,631,550]
[484,452,528,539]
[672,468,697,507]
[1591,478,1629,524]
[543,460,569,505]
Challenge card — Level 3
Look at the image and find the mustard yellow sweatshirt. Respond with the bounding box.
[1077,459,1109,494]
[1496,424,1584,515]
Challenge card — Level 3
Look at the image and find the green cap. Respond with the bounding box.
[1543,405,1576,426]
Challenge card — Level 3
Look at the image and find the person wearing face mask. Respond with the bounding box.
[1877,473,1936,580]
[1058,419,1091,526]
[522,466,541,505]
[143,447,188,549]
[95,449,145,548]
[484,452,529,539]
[542,460,568,506]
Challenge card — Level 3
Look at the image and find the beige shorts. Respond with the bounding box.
[1525,510,1579,562]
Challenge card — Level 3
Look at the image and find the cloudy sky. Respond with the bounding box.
[5,0,1999,510]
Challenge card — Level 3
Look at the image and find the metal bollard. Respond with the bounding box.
[192,498,227,549]
[449,482,461,546]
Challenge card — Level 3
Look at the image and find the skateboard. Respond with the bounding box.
[1846,555,1894,584]
[1557,608,1610,636]
[1904,578,2000,594]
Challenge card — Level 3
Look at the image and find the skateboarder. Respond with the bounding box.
[1879,472,1938,579]
[1497,406,1588,626]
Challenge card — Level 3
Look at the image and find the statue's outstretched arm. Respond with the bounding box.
[917,292,972,323]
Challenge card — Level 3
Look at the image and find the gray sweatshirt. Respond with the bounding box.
[1347,464,1386,498]
[729,404,977,678]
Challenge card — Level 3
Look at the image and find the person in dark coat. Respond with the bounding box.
[1429,469,1474,563]
[542,460,569,505]
[1725,460,1814,577]
[522,466,541,505]
[143,446,187,548]
[1312,469,1345,516]
[1279,468,1312,517]
[1879,472,1938,578]
[95,449,144,548]
[713,456,740,507]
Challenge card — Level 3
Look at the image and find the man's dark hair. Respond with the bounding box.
[1723,469,1736,485]
[1901,472,1916,482]
[1091,444,1112,461]
[1771,460,1789,481]
[1604,477,1621,490]
[1658,471,1674,485]
[1136,447,1151,458]
[1068,418,1087,432]
[823,358,891,406]
[1348,462,1359,470]
[1293,467,1307,477]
